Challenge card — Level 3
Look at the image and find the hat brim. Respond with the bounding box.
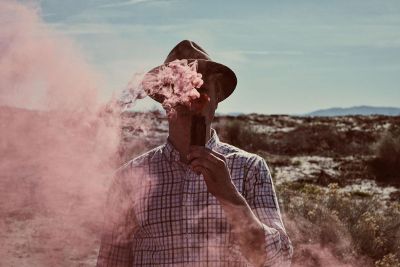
[142,59,237,104]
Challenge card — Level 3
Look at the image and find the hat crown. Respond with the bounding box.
[144,40,237,103]
[164,40,211,63]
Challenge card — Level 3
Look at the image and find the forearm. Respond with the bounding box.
[218,193,266,267]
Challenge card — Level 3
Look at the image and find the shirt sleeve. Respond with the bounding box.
[244,156,293,267]
[96,166,138,267]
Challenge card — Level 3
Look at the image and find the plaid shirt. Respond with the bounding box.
[97,129,293,266]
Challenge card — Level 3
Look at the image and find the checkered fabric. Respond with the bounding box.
[97,129,293,266]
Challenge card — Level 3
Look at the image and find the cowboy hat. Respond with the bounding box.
[143,40,237,103]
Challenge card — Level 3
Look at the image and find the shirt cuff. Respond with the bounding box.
[228,224,288,267]
[261,224,282,266]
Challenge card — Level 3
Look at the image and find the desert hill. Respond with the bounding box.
[305,105,400,116]
[1,106,399,266]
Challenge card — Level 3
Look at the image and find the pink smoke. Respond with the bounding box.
[121,59,204,117]
[0,1,124,266]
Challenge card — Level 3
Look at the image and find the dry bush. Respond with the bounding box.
[282,124,342,155]
[215,118,377,156]
[277,182,400,266]
[369,126,400,185]
[214,119,270,152]
[280,124,375,156]
[375,254,400,267]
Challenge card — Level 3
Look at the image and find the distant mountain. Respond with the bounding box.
[215,112,244,116]
[305,106,400,116]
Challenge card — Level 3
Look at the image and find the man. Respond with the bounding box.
[97,40,293,266]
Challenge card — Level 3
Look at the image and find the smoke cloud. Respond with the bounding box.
[0,1,125,266]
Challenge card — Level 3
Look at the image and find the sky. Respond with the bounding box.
[36,0,400,114]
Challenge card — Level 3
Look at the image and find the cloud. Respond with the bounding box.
[48,21,189,35]
[216,50,305,65]
[49,22,115,35]
[99,0,149,8]
[98,0,174,8]
[237,50,305,56]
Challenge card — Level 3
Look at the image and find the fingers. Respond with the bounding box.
[191,164,216,189]
[191,164,211,179]
[190,158,214,177]
[187,146,226,166]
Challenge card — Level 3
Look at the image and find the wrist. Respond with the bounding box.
[217,190,246,208]
[217,193,263,234]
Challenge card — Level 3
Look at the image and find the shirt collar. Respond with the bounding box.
[163,128,220,162]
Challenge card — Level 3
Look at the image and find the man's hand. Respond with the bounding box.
[187,146,267,267]
[187,146,241,204]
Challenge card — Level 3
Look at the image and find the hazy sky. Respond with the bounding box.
[38,0,400,114]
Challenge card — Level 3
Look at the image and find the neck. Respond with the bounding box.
[168,115,211,162]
